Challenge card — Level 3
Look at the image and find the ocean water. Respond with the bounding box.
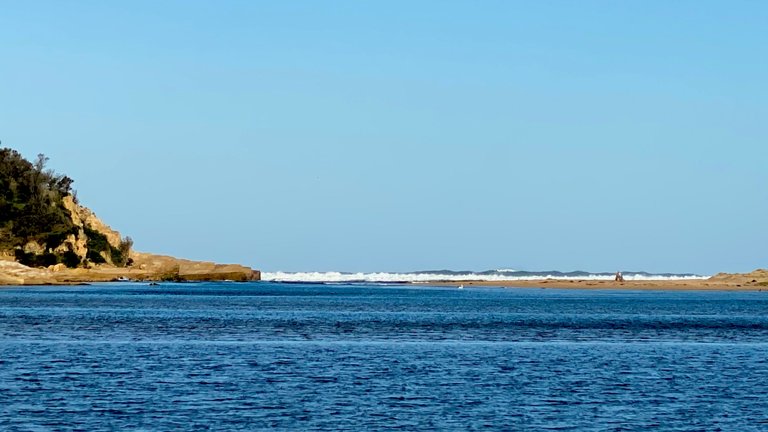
[261,269,707,283]
[1,282,767,431]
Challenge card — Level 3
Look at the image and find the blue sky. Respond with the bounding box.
[1,1,766,274]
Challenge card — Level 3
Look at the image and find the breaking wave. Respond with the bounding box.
[261,270,708,283]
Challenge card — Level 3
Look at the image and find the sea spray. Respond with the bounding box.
[261,270,708,283]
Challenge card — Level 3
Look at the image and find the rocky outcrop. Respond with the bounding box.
[0,148,260,282]
[1,198,262,284]
[0,260,56,285]
[5,196,129,268]
[62,196,122,250]
[55,196,127,266]
[23,241,46,255]
[126,252,261,282]
[52,233,88,260]
[0,253,260,285]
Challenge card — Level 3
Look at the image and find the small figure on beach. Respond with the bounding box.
[615,271,625,282]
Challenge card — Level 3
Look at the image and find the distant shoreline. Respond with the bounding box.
[414,276,768,292]
[3,264,765,291]
[258,269,767,291]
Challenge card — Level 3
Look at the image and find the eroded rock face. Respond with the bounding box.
[5,196,128,268]
[3,198,261,281]
[59,196,127,265]
[48,263,67,272]
[81,212,122,250]
[23,241,45,255]
[62,196,123,247]
[52,232,88,258]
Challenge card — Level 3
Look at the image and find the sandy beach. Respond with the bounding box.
[419,270,768,292]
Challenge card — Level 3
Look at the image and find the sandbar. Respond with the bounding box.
[418,270,768,292]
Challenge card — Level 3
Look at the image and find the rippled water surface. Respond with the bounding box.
[2,282,768,430]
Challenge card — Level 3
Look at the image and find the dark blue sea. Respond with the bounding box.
[2,282,768,431]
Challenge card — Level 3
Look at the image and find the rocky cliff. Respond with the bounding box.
[53,195,127,266]
[1,197,261,284]
[1,148,260,284]
[4,198,261,284]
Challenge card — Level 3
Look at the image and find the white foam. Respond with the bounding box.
[261,271,709,283]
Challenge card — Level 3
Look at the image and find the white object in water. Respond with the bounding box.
[458,284,464,289]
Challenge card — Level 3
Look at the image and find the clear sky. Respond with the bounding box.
[1,1,766,275]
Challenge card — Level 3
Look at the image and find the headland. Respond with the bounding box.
[0,148,259,285]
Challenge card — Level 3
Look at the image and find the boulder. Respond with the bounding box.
[48,263,67,272]
[23,241,45,255]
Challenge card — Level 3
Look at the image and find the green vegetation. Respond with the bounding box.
[83,226,133,267]
[112,237,134,267]
[61,250,82,268]
[14,249,59,268]
[1,146,131,268]
[84,226,109,264]
[1,148,76,260]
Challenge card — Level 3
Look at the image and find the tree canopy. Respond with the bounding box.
[1,148,77,247]
[0,147,78,261]
[1,146,132,268]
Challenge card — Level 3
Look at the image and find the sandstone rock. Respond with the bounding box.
[23,241,45,255]
[3,199,261,285]
[4,186,261,285]
[52,232,88,258]
[0,260,55,285]
[62,196,123,249]
[37,252,261,284]
[82,212,123,250]
[48,263,67,272]
[125,252,260,282]
[62,196,84,227]
[0,274,24,285]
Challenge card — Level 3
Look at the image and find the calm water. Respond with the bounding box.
[2,283,768,431]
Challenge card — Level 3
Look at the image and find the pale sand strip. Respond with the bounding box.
[418,275,768,292]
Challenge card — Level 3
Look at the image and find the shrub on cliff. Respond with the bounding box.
[1,147,132,268]
[111,237,133,267]
[0,148,76,253]
[83,226,133,267]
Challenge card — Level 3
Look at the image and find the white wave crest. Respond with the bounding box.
[261,271,709,283]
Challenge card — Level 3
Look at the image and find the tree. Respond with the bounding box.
[0,146,77,262]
